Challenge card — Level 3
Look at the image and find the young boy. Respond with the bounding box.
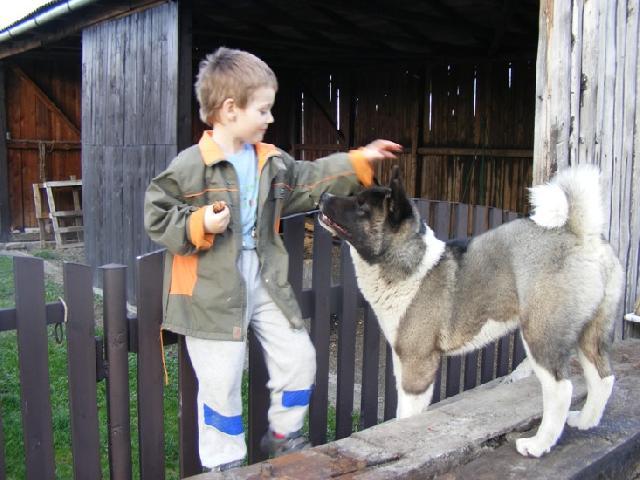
[144,47,400,472]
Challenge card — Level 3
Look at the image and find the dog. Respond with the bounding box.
[318,165,623,457]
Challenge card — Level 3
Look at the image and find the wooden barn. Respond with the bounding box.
[0,0,639,335]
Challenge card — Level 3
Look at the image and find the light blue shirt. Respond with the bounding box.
[227,143,258,249]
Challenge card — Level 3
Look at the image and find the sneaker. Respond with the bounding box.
[202,458,244,473]
[260,429,310,457]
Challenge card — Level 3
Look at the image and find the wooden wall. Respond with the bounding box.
[534,0,640,338]
[4,57,81,230]
[265,60,535,214]
[82,1,180,288]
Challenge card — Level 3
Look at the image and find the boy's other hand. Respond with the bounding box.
[361,140,403,162]
[204,204,230,234]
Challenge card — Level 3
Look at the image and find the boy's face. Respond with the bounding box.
[233,86,276,144]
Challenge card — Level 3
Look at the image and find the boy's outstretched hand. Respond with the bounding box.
[360,140,403,162]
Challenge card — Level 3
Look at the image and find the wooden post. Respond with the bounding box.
[177,0,193,152]
[532,0,572,185]
[0,62,10,242]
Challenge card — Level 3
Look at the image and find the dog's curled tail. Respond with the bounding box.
[529,164,604,237]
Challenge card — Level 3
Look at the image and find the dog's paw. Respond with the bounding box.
[566,410,598,430]
[515,437,551,458]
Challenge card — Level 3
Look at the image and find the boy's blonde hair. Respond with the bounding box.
[195,47,278,125]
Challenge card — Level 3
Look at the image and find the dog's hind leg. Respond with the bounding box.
[392,351,437,419]
[567,263,621,430]
[515,338,573,458]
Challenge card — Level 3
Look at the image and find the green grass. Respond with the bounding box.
[0,255,181,479]
[0,254,354,478]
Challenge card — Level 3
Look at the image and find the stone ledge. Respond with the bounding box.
[193,340,640,479]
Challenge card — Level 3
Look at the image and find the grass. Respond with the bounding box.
[0,254,356,479]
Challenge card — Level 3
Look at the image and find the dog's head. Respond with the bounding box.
[319,166,422,264]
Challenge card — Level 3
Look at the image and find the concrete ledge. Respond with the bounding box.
[193,340,640,479]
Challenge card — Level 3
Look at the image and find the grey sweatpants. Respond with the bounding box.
[185,249,316,469]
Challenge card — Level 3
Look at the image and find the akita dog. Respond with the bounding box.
[318,165,623,457]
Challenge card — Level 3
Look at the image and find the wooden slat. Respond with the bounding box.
[50,210,82,218]
[0,399,5,480]
[360,304,380,429]
[248,329,270,464]
[0,301,65,332]
[102,264,132,480]
[512,331,527,369]
[383,343,397,421]
[417,146,532,158]
[178,336,200,477]
[135,251,165,479]
[14,256,55,480]
[283,215,305,304]
[335,243,357,440]
[64,262,101,480]
[0,63,9,242]
[55,226,84,234]
[309,216,332,445]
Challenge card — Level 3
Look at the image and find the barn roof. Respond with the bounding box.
[0,0,539,63]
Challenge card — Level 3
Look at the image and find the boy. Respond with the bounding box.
[144,47,400,472]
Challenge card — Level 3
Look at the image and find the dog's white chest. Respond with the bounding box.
[349,233,444,346]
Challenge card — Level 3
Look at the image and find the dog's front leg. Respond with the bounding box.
[392,350,437,419]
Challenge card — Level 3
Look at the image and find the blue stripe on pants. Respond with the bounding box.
[203,404,244,435]
[282,388,312,407]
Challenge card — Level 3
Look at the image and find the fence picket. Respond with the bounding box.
[283,215,305,303]
[336,244,358,440]
[178,337,200,476]
[309,216,332,445]
[0,404,4,480]
[14,256,55,480]
[360,304,380,429]
[102,264,132,480]
[136,251,165,479]
[248,330,269,463]
[64,262,101,480]
[383,343,397,421]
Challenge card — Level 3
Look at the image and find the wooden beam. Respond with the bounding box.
[0,62,10,241]
[10,64,81,137]
[292,144,533,158]
[8,139,81,150]
[177,0,193,151]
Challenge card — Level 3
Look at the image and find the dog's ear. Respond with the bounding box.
[388,166,412,226]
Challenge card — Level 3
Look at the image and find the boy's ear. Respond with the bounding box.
[388,166,412,226]
[220,98,236,122]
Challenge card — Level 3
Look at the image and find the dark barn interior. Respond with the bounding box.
[190,0,539,213]
[1,0,540,288]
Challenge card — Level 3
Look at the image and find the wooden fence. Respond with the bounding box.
[0,200,527,479]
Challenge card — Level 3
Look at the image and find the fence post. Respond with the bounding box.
[309,216,332,445]
[14,256,55,480]
[102,264,132,480]
[248,330,269,463]
[136,252,165,479]
[64,262,101,479]
[178,336,201,476]
[335,243,357,439]
[0,402,4,480]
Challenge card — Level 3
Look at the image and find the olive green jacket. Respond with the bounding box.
[144,131,373,341]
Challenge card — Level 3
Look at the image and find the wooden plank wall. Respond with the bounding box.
[82,1,179,292]
[533,0,640,338]
[274,60,535,214]
[4,57,81,229]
